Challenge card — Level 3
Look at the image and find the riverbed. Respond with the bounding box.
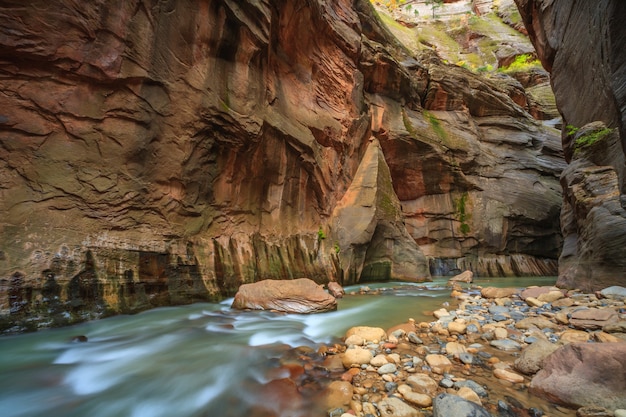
[0,276,557,417]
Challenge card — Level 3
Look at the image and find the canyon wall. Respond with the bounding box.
[0,0,563,331]
[515,0,626,291]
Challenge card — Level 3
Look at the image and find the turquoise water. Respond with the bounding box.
[0,276,556,417]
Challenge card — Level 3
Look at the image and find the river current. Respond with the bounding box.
[0,277,557,417]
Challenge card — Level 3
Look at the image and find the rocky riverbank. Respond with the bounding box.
[273,283,626,417]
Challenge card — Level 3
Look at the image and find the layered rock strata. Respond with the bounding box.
[515,0,626,290]
[0,0,563,330]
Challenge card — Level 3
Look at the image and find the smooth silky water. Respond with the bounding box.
[0,276,559,417]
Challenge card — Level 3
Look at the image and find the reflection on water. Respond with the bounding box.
[0,277,556,417]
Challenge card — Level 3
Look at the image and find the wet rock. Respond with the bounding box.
[433,393,491,417]
[600,286,626,299]
[514,317,558,331]
[376,396,419,417]
[433,308,451,319]
[530,342,626,409]
[493,368,525,383]
[398,384,432,408]
[594,331,622,343]
[514,338,559,375]
[342,346,373,368]
[493,327,508,340]
[406,374,438,396]
[370,355,388,367]
[454,380,488,398]
[537,290,565,303]
[323,381,354,410]
[448,321,467,335]
[407,332,423,345]
[457,386,481,405]
[377,363,397,375]
[490,339,521,351]
[449,270,473,284]
[520,286,562,300]
[71,335,88,343]
[426,354,453,374]
[445,341,466,356]
[231,278,337,313]
[346,326,386,343]
[576,406,614,417]
[525,297,545,307]
[559,329,590,344]
[569,308,618,330]
[459,352,475,365]
[345,334,365,346]
[603,320,626,333]
[328,282,345,299]
[481,287,520,299]
[439,378,455,389]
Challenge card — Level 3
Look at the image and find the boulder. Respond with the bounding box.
[448,270,473,284]
[342,346,373,368]
[433,393,491,417]
[322,380,353,409]
[493,368,525,383]
[600,286,626,299]
[514,339,559,375]
[377,397,419,417]
[345,326,387,343]
[569,308,618,330]
[559,329,591,344]
[603,320,626,334]
[231,278,337,313]
[520,286,562,300]
[397,385,432,408]
[530,342,626,409]
[406,374,438,396]
[480,287,520,299]
[514,316,558,331]
[426,354,453,374]
[327,282,345,298]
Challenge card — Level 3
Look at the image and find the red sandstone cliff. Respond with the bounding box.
[0,0,563,330]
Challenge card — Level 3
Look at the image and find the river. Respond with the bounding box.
[0,276,557,417]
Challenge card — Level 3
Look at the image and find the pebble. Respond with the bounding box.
[407,332,423,344]
[459,352,475,365]
[490,339,521,351]
[454,380,488,397]
[318,284,626,417]
[439,378,454,388]
[377,363,397,375]
[493,368,525,383]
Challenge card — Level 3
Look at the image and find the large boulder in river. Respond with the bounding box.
[529,342,626,409]
[231,278,337,314]
[448,270,473,284]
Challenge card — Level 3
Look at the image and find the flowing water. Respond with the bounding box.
[0,277,558,417]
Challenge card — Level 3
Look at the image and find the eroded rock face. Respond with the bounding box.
[0,0,564,331]
[515,0,626,290]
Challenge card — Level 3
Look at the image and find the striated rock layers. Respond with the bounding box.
[515,0,626,291]
[0,0,563,330]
